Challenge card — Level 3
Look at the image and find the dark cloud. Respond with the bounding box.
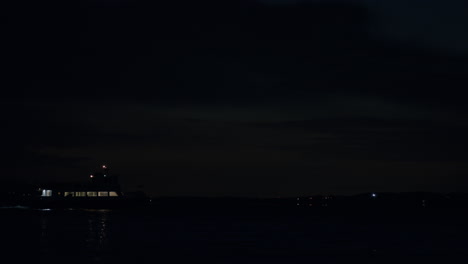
[8,99,468,195]
[2,0,468,196]
[4,1,467,104]
[263,0,468,55]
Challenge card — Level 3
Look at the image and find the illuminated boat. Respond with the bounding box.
[29,165,149,209]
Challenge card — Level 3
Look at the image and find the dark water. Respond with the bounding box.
[2,206,468,263]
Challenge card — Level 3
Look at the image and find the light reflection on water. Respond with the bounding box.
[37,209,112,261]
[40,214,48,251]
[3,207,468,263]
[85,210,109,249]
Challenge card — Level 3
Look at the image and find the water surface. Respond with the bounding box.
[2,207,467,263]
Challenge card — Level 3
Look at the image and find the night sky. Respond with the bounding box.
[2,0,468,197]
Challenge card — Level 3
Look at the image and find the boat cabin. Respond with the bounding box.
[37,165,122,199]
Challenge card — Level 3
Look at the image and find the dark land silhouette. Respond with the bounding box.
[2,178,468,211]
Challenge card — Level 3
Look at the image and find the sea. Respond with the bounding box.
[2,205,467,264]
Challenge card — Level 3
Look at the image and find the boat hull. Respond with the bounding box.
[23,196,150,209]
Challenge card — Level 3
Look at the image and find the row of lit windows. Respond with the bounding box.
[63,191,119,197]
[41,190,118,197]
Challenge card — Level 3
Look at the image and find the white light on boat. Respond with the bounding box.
[41,190,52,197]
